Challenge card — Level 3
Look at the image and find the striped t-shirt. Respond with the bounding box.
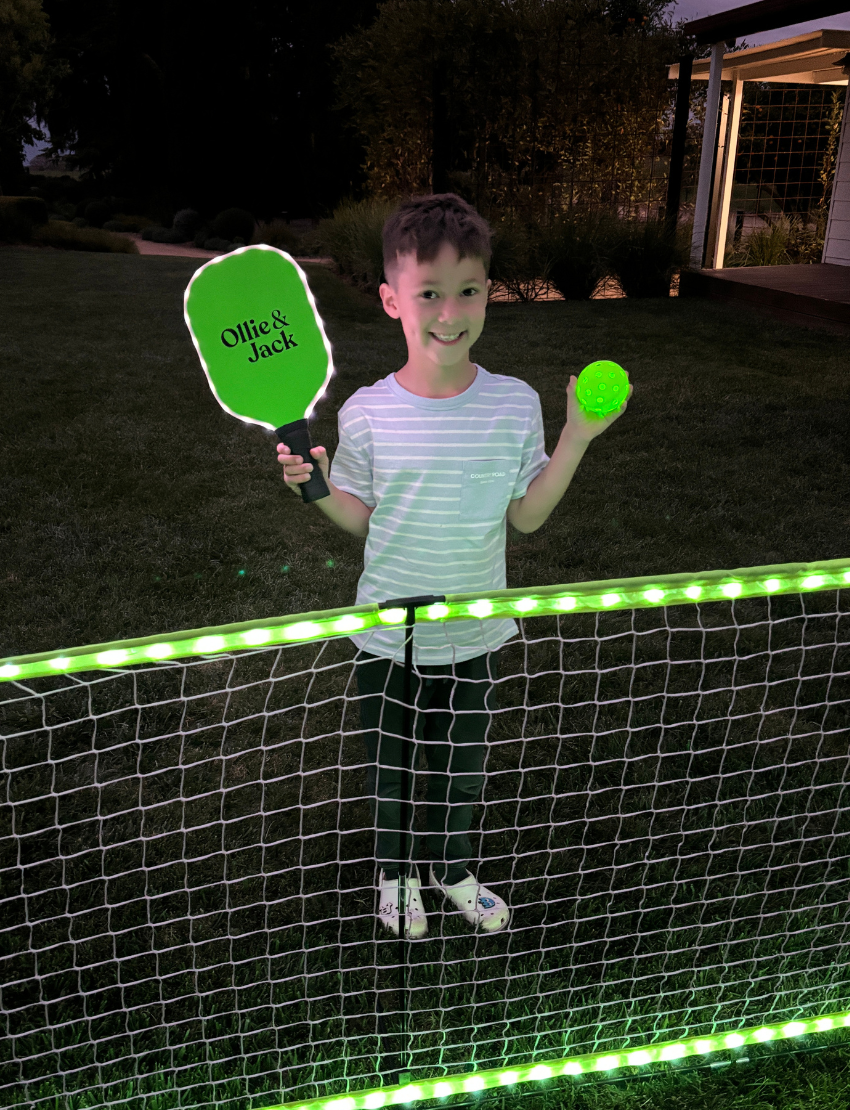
[330,365,549,664]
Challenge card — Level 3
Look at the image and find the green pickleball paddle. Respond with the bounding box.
[576,360,629,417]
[184,245,333,502]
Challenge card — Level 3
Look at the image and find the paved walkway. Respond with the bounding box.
[126,233,333,266]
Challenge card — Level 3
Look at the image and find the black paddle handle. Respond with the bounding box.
[276,418,330,503]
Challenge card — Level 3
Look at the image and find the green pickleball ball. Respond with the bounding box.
[576,360,629,417]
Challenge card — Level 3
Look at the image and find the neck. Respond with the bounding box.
[394,358,477,399]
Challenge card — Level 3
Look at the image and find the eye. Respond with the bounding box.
[421,290,438,299]
[462,287,480,297]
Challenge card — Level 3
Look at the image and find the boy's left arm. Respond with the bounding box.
[507,375,632,535]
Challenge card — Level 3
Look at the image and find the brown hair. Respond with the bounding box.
[382,193,492,284]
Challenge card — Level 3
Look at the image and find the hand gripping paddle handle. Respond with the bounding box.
[276,418,330,503]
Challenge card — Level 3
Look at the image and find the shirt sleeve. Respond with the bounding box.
[329,404,377,508]
[511,392,549,500]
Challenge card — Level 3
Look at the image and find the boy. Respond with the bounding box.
[278,194,630,940]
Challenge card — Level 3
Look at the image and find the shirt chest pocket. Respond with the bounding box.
[458,459,515,522]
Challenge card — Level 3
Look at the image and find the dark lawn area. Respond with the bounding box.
[0,249,848,660]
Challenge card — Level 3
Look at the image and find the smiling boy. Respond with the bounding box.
[278,194,630,939]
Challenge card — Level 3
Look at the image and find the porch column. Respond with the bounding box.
[690,41,727,268]
[710,77,745,269]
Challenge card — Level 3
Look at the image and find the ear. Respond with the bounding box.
[379,282,401,319]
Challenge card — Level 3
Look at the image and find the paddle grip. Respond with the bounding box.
[276,418,330,503]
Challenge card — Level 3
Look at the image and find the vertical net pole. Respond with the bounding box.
[396,603,416,1084]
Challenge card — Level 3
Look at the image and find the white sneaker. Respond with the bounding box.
[377,869,428,939]
[429,866,511,933]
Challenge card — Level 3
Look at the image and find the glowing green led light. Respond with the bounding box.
[815,1017,834,1031]
[0,663,20,678]
[601,593,620,607]
[644,589,665,603]
[364,1093,387,1108]
[556,596,577,610]
[528,1065,552,1080]
[326,1099,356,1110]
[844,570,850,583]
[764,578,782,592]
[432,1082,453,1098]
[426,603,449,620]
[685,585,702,599]
[660,1044,686,1060]
[596,1055,620,1070]
[783,1022,806,1037]
[194,635,226,653]
[146,642,175,659]
[801,575,825,589]
[242,628,272,645]
[563,1061,583,1075]
[49,657,70,670]
[498,1072,519,1086]
[379,608,406,624]
[753,1028,775,1042]
[462,1077,484,1092]
[334,615,364,633]
[514,598,538,612]
[283,621,322,640]
[97,649,129,666]
[694,1040,715,1054]
[628,1050,652,1066]
[724,1033,745,1048]
[721,582,743,598]
[469,600,493,618]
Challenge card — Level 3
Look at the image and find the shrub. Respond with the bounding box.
[102,220,125,232]
[606,219,684,298]
[488,215,550,301]
[32,221,140,253]
[212,207,255,243]
[73,216,88,227]
[252,218,300,253]
[317,197,399,295]
[541,212,610,300]
[84,200,111,228]
[203,237,234,251]
[725,215,821,268]
[193,225,212,248]
[172,208,203,240]
[151,227,185,244]
[0,196,49,242]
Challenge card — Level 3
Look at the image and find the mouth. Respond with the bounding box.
[430,330,467,346]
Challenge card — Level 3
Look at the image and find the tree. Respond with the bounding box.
[332,0,682,218]
[0,0,65,193]
[38,0,379,217]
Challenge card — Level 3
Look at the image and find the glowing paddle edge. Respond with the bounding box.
[184,244,333,502]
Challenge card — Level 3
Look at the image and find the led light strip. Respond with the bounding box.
[264,1010,850,1110]
[1,559,847,683]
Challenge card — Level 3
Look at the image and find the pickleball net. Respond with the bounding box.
[2,558,849,1110]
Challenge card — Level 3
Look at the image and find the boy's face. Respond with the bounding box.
[379,243,491,373]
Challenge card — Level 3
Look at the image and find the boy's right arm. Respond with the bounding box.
[277,443,373,539]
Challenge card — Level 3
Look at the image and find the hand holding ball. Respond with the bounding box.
[576,361,629,417]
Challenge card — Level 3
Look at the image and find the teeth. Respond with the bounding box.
[434,333,462,340]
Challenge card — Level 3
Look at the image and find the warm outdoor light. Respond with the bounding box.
[1,559,846,684]
[261,1010,850,1110]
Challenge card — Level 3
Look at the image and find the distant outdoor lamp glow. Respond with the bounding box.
[379,608,406,624]
[575,361,629,417]
[644,589,664,603]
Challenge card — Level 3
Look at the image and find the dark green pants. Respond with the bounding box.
[355,650,498,882]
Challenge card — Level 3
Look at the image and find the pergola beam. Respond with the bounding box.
[685,0,850,45]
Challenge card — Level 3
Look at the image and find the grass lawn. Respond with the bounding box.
[1,250,849,1110]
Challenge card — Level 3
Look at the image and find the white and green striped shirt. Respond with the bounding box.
[330,365,549,664]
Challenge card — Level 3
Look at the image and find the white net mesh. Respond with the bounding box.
[2,586,849,1109]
